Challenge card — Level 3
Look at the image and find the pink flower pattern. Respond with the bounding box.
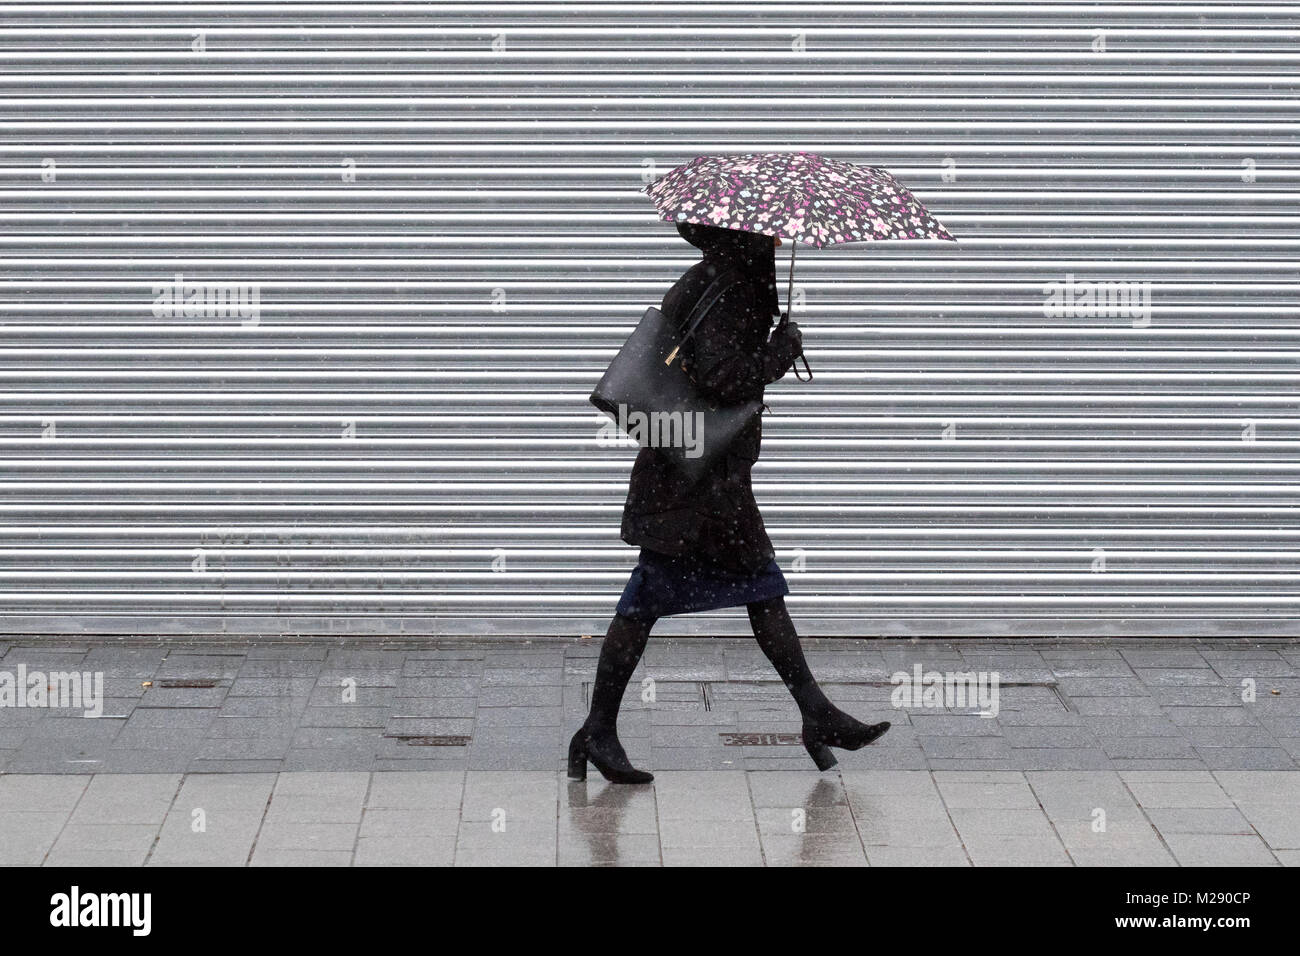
[643,151,954,248]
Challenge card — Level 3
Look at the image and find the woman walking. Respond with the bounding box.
[569,221,890,784]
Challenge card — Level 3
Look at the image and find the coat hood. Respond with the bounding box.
[676,221,780,320]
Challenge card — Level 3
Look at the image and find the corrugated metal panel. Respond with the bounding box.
[1,1,1297,637]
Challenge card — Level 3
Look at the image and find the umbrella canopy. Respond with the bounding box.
[643,151,955,381]
[642,151,955,248]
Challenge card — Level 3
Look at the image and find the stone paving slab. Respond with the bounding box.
[0,638,1296,774]
[0,769,1295,866]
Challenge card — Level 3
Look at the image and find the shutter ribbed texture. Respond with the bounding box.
[1,3,1297,637]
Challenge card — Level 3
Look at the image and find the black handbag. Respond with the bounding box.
[590,269,762,486]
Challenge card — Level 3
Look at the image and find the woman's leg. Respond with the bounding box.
[746,596,834,722]
[747,595,890,769]
[569,612,656,783]
[584,612,655,735]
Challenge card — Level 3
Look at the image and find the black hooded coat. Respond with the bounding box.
[618,222,795,573]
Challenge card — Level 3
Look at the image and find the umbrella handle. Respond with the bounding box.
[779,241,812,381]
[785,240,797,322]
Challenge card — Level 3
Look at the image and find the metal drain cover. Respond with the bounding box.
[720,732,801,747]
[386,734,471,747]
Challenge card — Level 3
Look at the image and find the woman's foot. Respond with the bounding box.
[567,725,654,784]
[801,710,891,771]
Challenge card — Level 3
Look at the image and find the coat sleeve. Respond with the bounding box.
[688,285,786,403]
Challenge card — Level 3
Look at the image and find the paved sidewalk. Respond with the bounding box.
[1,637,1298,866]
[0,637,1297,774]
[1,769,1297,866]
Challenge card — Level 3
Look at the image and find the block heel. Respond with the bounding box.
[802,733,839,771]
[567,730,588,780]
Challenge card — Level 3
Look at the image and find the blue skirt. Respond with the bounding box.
[615,548,789,621]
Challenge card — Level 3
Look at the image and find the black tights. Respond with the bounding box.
[584,613,655,732]
[583,596,834,734]
[747,596,835,721]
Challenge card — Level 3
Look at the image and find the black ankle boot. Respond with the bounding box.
[567,726,654,784]
[800,711,891,771]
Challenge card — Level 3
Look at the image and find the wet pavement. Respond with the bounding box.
[1,768,1297,866]
[0,637,1297,865]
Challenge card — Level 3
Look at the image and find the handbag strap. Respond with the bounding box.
[664,268,745,367]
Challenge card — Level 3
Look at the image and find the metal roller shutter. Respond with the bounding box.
[1,2,1297,637]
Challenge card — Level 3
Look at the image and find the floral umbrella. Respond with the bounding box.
[642,152,956,355]
[644,151,953,247]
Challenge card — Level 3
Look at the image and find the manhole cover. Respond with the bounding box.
[720,732,801,747]
[386,734,470,747]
